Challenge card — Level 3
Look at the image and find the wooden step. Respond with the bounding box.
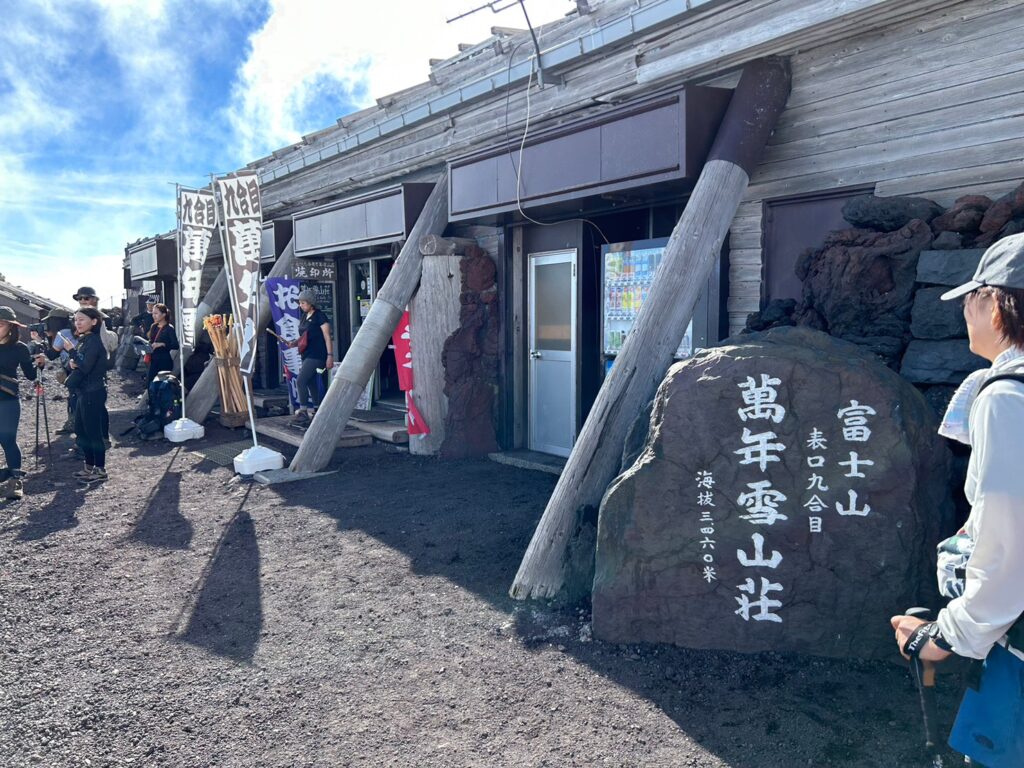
[252,391,290,409]
[254,415,372,449]
[347,418,409,444]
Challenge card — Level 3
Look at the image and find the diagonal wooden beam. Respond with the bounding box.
[287,172,450,474]
[511,57,793,601]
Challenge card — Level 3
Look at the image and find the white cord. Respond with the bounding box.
[511,55,610,245]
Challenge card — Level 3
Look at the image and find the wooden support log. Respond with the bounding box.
[187,238,296,424]
[510,57,792,601]
[419,234,477,256]
[409,236,473,455]
[288,172,450,473]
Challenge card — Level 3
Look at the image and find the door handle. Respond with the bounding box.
[530,350,542,359]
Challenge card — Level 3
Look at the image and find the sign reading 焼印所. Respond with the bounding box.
[177,187,217,350]
[216,172,263,377]
[591,327,955,659]
[292,259,336,281]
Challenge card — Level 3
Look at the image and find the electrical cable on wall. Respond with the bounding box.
[511,56,610,245]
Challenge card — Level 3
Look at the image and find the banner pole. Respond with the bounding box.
[175,183,189,422]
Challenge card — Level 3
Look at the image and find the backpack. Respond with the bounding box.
[132,373,182,439]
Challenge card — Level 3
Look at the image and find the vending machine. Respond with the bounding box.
[601,237,708,376]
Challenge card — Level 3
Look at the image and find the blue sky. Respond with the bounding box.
[0,0,568,310]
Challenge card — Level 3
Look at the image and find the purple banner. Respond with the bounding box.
[265,277,303,408]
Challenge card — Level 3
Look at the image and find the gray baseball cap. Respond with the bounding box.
[941,233,1024,301]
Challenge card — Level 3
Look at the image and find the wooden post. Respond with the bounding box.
[187,238,296,424]
[409,236,474,455]
[510,58,792,601]
[289,172,450,473]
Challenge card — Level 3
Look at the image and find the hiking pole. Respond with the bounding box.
[34,377,41,470]
[33,374,54,470]
[904,606,945,767]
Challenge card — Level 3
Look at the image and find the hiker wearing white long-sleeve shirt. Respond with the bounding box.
[891,233,1024,768]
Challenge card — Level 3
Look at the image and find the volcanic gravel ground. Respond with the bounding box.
[0,373,966,767]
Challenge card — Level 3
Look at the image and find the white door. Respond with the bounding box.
[528,250,577,457]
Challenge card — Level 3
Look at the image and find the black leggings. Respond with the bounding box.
[75,389,107,469]
[0,397,22,473]
[297,358,326,409]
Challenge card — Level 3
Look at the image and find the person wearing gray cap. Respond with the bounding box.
[285,289,334,426]
[891,233,1024,767]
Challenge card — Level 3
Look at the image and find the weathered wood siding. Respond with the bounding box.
[255,0,961,216]
[722,0,1024,333]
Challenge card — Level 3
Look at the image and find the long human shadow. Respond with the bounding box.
[129,470,192,549]
[15,481,84,541]
[174,500,262,663]
[271,448,961,768]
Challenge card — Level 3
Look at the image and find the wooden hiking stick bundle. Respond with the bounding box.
[204,314,248,425]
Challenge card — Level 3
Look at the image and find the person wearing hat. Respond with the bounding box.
[891,233,1024,767]
[73,286,118,361]
[130,296,157,338]
[286,289,333,425]
[0,306,44,500]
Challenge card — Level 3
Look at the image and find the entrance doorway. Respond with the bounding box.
[349,255,402,410]
[528,249,577,457]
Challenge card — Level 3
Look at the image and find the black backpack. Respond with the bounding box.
[132,374,182,439]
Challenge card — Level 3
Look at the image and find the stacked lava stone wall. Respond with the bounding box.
[745,181,1024,513]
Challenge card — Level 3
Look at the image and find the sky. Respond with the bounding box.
[0,0,573,310]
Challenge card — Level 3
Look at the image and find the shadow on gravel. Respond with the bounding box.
[16,481,84,541]
[177,505,263,662]
[270,449,958,768]
[130,470,192,550]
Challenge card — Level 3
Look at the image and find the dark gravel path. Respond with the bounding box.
[0,374,964,767]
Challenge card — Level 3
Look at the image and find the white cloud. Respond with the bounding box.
[227,0,573,161]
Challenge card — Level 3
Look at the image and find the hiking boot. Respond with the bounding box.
[79,468,107,485]
[73,464,96,479]
[289,411,310,427]
[0,477,23,500]
[56,419,75,435]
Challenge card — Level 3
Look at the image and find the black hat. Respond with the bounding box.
[0,306,26,327]
[145,295,158,305]
[73,286,99,301]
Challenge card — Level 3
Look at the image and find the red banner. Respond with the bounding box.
[392,312,414,391]
[392,311,429,435]
[406,393,430,436]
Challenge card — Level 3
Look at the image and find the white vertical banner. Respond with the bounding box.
[215,171,263,377]
[177,187,217,350]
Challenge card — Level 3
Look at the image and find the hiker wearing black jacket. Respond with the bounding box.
[146,303,178,384]
[0,306,43,500]
[68,308,109,485]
